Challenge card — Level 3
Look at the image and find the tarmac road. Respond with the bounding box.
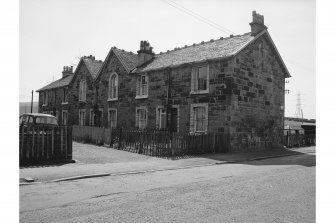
[20,152,315,223]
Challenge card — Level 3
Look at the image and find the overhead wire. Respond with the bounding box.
[160,0,233,35]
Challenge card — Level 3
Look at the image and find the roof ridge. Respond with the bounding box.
[157,32,251,56]
[83,57,104,63]
[112,46,137,55]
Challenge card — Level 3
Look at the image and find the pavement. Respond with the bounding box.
[19,142,316,184]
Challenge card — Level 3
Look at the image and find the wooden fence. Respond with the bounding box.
[72,126,112,145]
[72,126,230,157]
[19,125,72,166]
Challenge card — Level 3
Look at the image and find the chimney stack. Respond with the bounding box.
[249,11,267,36]
[137,40,154,67]
[62,65,74,78]
[83,55,96,60]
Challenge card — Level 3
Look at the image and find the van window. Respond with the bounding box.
[35,117,47,124]
[35,116,57,125]
[27,116,34,124]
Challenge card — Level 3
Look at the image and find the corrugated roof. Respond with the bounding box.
[132,33,254,73]
[83,58,103,79]
[112,48,138,73]
[36,74,74,92]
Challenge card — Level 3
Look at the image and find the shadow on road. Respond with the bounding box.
[199,147,315,167]
[20,161,75,169]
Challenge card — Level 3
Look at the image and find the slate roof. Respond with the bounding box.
[36,74,74,92]
[111,48,138,73]
[83,58,103,79]
[132,32,254,73]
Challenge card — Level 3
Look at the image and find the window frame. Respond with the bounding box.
[135,74,149,99]
[42,91,48,106]
[136,106,148,129]
[108,108,118,128]
[190,103,208,133]
[79,79,87,102]
[171,105,180,133]
[108,73,118,101]
[191,64,209,94]
[89,108,103,126]
[156,105,167,129]
[78,109,86,126]
[62,88,68,104]
[62,110,68,125]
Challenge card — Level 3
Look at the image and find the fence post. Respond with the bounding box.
[119,128,122,149]
[61,127,64,159]
[64,126,68,160]
[36,126,40,162]
[41,127,45,159]
[139,130,143,154]
[212,133,216,153]
[20,125,25,164]
[68,126,73,160]
[31,128,35,160]
[52,127,55,159]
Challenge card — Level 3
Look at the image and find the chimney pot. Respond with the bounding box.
[250,11,267,36]
[137,40,154,67]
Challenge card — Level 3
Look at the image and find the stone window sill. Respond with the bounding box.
[190,90,209,95]
[135,95,148,99]
[42,104,47,107]
[107,98,118,102]
[61,102,68,105]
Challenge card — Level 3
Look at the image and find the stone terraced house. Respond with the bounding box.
[37,11,290,151]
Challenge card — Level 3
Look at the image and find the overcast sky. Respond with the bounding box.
[19,0,315,119]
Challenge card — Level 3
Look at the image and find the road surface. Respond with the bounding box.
[20,152,315,223]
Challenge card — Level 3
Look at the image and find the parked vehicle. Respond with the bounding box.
[19,113,58,127]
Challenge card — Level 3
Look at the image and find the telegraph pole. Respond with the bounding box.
[31,90,33,113]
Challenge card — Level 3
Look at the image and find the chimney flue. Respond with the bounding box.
[137,40,154,67]
[62,65,74,78]
[249,11,267,36]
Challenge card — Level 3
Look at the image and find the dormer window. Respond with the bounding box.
[108,73,118,101]
[191,65,209,94]
[136,74,148,99]
[79,79,87,102]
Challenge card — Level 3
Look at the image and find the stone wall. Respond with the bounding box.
[38,87,69,123]
[228,35,285,151]
[95,51,137,128]
[67,64,95,126]
[37,35,285,152]
[133,59,235,134]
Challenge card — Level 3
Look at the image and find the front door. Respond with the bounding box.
[171,107,178,132]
